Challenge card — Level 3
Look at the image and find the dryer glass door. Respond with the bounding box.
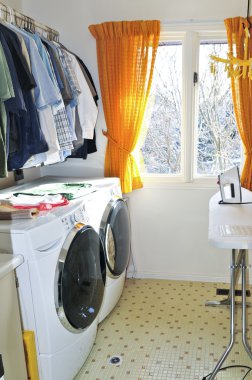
[57,226,105,332]
[105,199,130,277]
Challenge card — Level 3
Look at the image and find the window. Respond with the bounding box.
[196,41,240,176]
[140,26,241,182]
[141,42,182,174]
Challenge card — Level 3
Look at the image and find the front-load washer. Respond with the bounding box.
[84,178,131,323]
[0,189,106,380]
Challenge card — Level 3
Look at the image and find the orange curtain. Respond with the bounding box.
[225,17,252,190]
[89,20,160,193]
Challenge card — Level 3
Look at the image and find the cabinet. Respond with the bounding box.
[0,254,27,380]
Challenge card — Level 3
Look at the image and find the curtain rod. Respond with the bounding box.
[0,1,59,41]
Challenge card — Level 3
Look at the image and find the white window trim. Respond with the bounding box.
[141,20,240,189]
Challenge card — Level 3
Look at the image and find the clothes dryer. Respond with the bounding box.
[85,178,131,323]
[0,191,106,380]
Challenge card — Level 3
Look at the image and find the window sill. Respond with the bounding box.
[141,175,219,190]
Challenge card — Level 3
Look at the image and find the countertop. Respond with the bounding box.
[0,254,24,280]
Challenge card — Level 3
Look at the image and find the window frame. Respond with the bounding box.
[141,21,241,187]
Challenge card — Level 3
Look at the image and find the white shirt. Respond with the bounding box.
[65,50,98,139]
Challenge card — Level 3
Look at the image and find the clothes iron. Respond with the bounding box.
[218,166,242,204]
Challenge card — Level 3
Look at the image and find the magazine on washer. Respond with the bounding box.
[0,204,39,219]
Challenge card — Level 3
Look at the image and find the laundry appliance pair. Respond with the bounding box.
[85,178,131,323]
[0,177,131,380]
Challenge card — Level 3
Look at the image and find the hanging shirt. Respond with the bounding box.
[29,33,62,164]
[58,44,98,159]
[75,56,99,105]
[7,25,61,109]
[0,41,14,178]
[63,49,98,139]
[0,34,26,117]
[42,42,74,156]
[0,24,36,91]
[56,45,81,108]
[30,37,74,157]
[0,24,49,171]
[6,24,63,167]
[58,43,99,105]
[42,39,73,105]
[0,31,26,174]
[69,130,97,159]
[15,31,33,75]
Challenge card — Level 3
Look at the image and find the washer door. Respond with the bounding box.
[56,225,106,333]
[101,198,130,277]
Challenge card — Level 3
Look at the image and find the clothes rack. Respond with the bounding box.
[0,1,59,41]
[0,1,98,178]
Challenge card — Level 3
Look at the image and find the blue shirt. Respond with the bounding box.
[7,25,61,109]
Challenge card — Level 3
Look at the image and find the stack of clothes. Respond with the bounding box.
[0,182,96,215]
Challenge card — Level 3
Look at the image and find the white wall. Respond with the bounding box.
[4,0,22,10]
[13,0,249,281]
[128,184,231,281]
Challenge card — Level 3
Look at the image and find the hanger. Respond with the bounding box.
[0,2,59,41]
[0,3,7,22]
[7,6,15,24]
[24,16,35,34]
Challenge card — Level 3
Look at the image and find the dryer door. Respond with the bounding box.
[56,225,106,332]
[101,198,130,277]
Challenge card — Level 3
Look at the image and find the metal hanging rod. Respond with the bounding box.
[0,1,59,41]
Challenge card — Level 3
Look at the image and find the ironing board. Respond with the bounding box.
[207,188,252,379]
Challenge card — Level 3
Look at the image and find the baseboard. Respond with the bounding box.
[126,270,231,283]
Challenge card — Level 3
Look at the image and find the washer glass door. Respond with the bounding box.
[56,225,105,332]
[105,199,130,277]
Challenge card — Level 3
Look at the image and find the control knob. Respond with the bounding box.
[72,207,89,224]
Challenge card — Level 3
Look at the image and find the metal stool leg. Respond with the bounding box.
[242,250,252,359]
[208,249,236,379]
[205,249,243,307]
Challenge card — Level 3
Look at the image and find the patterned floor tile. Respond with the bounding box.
[74,279,252,380]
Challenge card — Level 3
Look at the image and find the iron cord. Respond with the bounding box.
[202,365,252,380]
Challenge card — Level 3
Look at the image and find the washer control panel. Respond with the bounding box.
[61,203,89,232]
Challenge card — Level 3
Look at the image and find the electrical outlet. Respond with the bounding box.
[14,169,24,181]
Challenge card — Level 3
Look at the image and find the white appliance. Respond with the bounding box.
[0,184,106,380]
[218,166,242,204]
[84,178,131,323]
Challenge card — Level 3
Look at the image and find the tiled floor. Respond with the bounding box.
[75,279,252,380]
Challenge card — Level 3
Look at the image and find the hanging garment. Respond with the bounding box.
[0,40,14,178]
[42,38,73,105]
[61,48,98,140]
[0,23,49,171]
[58,43,99,105]
[6,25,63,168]
[57,44,98,157]
[56,46,81,108]
[0,17,99,176]
[0,31,26,166]
[30,33,63,164]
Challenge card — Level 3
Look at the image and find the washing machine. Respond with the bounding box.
[84,178,131,323]
[0,188,106,380]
